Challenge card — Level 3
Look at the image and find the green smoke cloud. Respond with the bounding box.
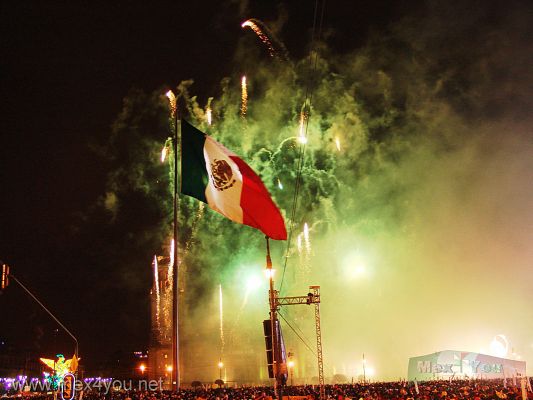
[98,1,533,382]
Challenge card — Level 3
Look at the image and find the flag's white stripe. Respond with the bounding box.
[203,136,244,223]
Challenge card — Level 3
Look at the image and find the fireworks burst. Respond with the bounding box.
[241,76,248,120]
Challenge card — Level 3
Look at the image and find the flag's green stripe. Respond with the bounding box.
[181,120,208,203]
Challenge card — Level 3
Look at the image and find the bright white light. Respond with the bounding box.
[490,334,509,358]
[365,366,375,377]
[342,251,369,280]
[264,268,275,279]
[246,275,262,292]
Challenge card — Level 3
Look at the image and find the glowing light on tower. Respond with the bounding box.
[241,76,248,120]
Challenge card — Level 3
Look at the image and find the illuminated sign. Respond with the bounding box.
[417,360,503,374]
[61,373,75,400]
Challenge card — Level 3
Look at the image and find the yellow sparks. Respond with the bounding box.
[153,255,161,329]
[241,75,248,120]
[303,222,311,253]
[166,90,177,118]
[168,238,175,283]
[335,137,341,151]
[277,178,283,190]
[297,233,303,254]
[241,19,276,57]
[219,284,225,351]
[206,106,212,126]
[161,146,168,163]
[298,111,308,144]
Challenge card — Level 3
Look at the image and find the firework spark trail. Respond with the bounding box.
[206,97,213,126]
[228,283,254,345]
[219,284,225,354]
[298,111,308,144]
[166,90,177,118]
[241,76,248,120]
[206,107,212,126]
[241,19,277,58]
[161,146,168,163]
[168,238,175,283]
[335,137,341,151]
[303,222,311,253]
[153,255,161,332]
[241,18,290,61]
[277,178,284,190]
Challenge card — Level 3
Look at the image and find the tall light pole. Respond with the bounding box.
[2,264,78,359]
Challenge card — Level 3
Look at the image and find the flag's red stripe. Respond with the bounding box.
[229,156,287,240]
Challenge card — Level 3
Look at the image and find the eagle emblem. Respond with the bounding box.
[210,159,236,191]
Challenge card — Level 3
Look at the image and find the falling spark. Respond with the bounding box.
[241,19,276,58]
[298,111,308,144]
[335,137,341,151]
[165,90,177,118]
[206,106,212,126]
[303,222,311,253]
[153,255,161,330]
[161,146,168,163]
[219,284,225,352]
[241,75,248,120]
[168,238,175,284]
[297,233,303,254]
[277,178,283,190]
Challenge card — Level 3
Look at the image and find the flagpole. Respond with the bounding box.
[171,96,180,391]
[266,237,282,400]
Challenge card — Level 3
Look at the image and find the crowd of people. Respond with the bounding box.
[2,379,533,400]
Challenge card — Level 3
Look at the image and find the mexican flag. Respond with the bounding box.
[181,119,287,240]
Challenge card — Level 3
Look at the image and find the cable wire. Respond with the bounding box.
[279,0,327,295]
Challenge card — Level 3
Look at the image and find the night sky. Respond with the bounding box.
[1,1,532,377]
